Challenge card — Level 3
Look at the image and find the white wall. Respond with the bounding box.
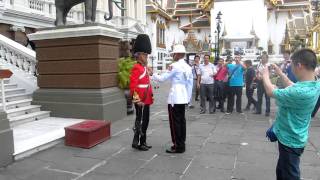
[267,11,288,54]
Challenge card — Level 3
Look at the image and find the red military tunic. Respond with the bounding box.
[129,63,153,105]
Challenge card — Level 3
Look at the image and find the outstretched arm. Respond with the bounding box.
[152,68,177,82]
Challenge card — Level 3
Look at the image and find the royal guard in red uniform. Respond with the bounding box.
[129,34,153,151]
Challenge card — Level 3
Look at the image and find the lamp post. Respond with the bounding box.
[215,11,222,64]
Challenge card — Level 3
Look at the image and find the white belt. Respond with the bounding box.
[137,84,149,88]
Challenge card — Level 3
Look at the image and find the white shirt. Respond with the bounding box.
[198,63,217,84]
[152,59,193,105]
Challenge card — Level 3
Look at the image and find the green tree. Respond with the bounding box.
[118,57,136,89]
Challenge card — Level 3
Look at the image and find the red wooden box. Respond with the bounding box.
[65,120,111,148]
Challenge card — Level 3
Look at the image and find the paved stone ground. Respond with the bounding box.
[0,82,319,180]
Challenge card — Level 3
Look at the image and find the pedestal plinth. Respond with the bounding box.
[0,111,14,167]
[29,25,126,122]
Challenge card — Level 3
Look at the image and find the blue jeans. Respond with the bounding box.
[276,142,304,180]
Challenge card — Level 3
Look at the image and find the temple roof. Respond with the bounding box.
[286,11,311,40]
[180,15,210,30]
[146,0,172,20]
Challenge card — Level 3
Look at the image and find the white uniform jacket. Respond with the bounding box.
[153,59,193,106]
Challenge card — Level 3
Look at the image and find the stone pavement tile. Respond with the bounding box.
[301,150,320,167]
[301,165,320,180]
[77,171,130,180]
[157,145,202,160]
[232,161,276,180]
[304,144,316,152]
[201,142,239,156]
[186,135,207,147]
[45,156,103,174]
[242,126,269,136]
[187,123,215,137]
[241,133,268,142]
[20,168,77,180]
[74,140,125,160]
[93,157,146,176]
[131,168,180,180]
[143,154,191,174]
[0,174,20,180]
[244,120,270,128]
[247,114,270,122]
[0,158,50,180]
[212,126,244,136]
[239,139,277,154]
[237,149,277,167]
[223,113,246,120]
[309,126,320,150]
[182,164,232,180]
[216,122,244,129]
[33,147,103,173]
[192,153,235,170]
[114,146,162,161]
[195,116,220,125]
[207,134,241,145]
[147,134,172,146]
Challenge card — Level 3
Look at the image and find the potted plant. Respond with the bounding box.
[118,56,136,115]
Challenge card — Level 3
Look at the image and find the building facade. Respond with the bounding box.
[146,0,214,71]
[0,0,147,46]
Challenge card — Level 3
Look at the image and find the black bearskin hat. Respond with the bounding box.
[133,34,152,54]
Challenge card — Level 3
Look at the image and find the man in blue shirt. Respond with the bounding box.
[262,49,320,180]
[226,54,245,114]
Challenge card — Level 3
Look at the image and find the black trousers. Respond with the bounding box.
[214,81,225,111]
[227,86,243,113]
[276,142,304,180]
[256,80,270,113]
[132,104,150,145]
[168,104,186,150]
[312,95,320,118]
[246,87,257,109]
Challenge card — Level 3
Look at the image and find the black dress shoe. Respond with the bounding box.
[138,144,149,151]
[141,143,152,149]
[253,111,261,115]
[166,148,184,153]
[265,112,270,117]
[132,144,140,150]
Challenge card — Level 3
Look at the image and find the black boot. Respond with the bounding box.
[132,132,140,150]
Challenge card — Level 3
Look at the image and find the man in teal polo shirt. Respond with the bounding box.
[262,49,320,180]
[226,54,246,114]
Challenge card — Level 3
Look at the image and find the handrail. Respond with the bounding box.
[0,34,36,76]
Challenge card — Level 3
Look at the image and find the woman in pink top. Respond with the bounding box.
[214,58,228,112]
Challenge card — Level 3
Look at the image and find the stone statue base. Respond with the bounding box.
[29,25,126,122]
[0,111,14,167]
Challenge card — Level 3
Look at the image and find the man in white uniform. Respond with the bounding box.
[152,44,193,153]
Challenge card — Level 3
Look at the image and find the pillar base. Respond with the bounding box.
[0,111,14,167]
[32,88,126,122]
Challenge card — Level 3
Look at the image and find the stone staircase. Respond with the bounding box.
[0,78,83,160]
[0,35,84,161]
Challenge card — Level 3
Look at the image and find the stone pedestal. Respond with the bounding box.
[0,111,14,167]
[29,24,126,122]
